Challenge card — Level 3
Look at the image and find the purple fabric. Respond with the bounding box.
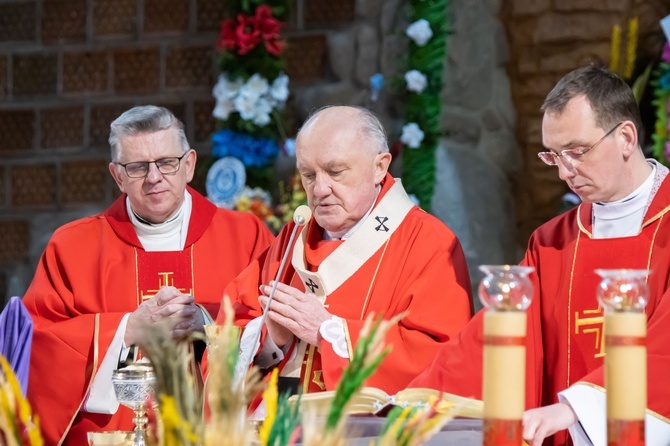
[0,296,33,394]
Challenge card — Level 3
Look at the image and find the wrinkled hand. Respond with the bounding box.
[125,286,204,345]
[523,402,578,446]
[258,281,332,347]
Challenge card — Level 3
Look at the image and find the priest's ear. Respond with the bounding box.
[374,152,392,185]
[109,162,127,193]
[618,121,639,159]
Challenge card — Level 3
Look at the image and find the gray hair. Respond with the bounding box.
[300,105,390,155]
[541,65,643,136]
[109,105,190,162]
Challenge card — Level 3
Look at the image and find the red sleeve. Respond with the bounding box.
[408,233,546,410]
[322,232,474,394]
[23,241,124,445]
[216,224,293,327]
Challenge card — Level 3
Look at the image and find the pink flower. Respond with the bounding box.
[662,43,670,63]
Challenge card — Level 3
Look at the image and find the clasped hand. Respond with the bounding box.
[258,281,332,347]
[125,286,204,345]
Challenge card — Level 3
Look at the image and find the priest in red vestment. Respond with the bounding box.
[22,106,274,445]
[410,66,670,445]
[216,106,473,401]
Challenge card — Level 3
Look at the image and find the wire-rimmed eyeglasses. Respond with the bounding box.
[116,153,187,178]
[538,122,623,167]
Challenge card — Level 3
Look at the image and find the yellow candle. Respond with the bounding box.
[483,311,526,419]
[605,312,646,420]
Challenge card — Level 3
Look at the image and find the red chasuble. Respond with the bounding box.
[410,173,670,445]
[220,174,473,395]
[23,187,274,445]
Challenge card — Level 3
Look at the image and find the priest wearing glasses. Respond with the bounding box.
[23,105,274,445]
[411,65,670,445]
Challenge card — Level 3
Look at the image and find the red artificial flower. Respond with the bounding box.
[254,5,285,56]
[218,13,261,55]
[217,6,285,56]
[234,12,262,55]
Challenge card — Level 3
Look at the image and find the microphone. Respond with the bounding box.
[293,205,312,227]
[247,205,312,367]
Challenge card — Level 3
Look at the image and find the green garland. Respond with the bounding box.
[401,0,449,212]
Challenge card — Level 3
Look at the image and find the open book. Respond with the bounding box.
[289,387,483,418]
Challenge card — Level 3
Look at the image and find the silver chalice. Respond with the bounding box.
[112,366,157,446]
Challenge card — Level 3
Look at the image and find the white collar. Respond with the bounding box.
[591,163,655,238]
[126,190,192,251]
[593,163,656,221]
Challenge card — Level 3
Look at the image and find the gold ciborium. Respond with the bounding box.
[112,366,156,446]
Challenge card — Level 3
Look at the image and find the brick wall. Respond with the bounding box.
[500,0,668,243]
[0,0,352,306]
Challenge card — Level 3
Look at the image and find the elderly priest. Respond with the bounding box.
[217,105,474,398]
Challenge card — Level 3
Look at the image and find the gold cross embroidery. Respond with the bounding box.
[140,272,193,302]
[575,306,605,358]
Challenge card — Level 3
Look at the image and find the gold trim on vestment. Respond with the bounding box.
[641,204,670,230]
[646,214,663,273]
[567,221,581,389]
[342,319,354,359]
[134,248,140,306]
[189,245,195,296]
[576,204,592,238]
[359,239,391,320]
[302,345,316,394]
[58,313,101,446]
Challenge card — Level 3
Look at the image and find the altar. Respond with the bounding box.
[296,417,483,445]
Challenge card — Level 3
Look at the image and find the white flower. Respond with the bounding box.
[401,123,425,148]
[405,70,428,93]
[212,98,235,120]
[234,93,258,120]
[212,71,290,124]
[244,74,269,99]
[270,74,289,102]
[406,19,433,46]
[252,97,273,126]
[212,75,243,119]
[212,75,243,100]
[253,112,272,126]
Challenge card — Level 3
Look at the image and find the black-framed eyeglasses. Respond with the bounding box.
[538,122,623,167]
[116,153,187,178]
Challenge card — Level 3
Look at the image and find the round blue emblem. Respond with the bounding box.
[206,156,246,208]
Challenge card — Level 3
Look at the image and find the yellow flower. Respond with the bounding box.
[610,24,621,74]
[258,368,279,445]
[160,395,200,446]
[624,17,638,80]
[0,355,43,446]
